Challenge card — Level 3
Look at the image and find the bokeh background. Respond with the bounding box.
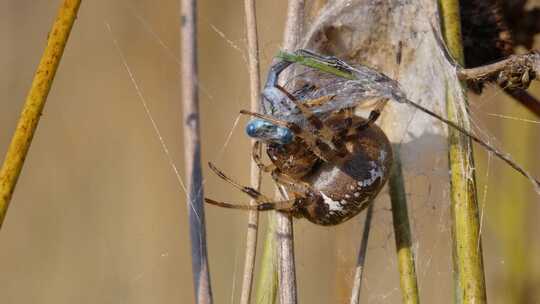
[0,1,539,303]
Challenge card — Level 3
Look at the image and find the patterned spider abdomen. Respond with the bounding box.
[298,117,392,225]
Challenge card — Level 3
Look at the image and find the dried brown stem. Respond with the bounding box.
[276,186,297,304]
[434,16,540,118]
[458,50,540,157]
[239,0,262,303]
[460,50,540,118]
[349,204,375,304]
[275,3,305,303]
[180,0,213,303]
[458,52,540,87]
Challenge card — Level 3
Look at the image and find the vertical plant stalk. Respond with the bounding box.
[180,0,213,303]
[240,0,262,303]
[276,1,305,303]
[349,203,375,304]
[439,1,487,303]
[255,212,279,304]
[388,147,420,304]
[276,186,297,304]
[0,0,81,228]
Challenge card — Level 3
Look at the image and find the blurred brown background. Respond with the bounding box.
[0,1,539,303]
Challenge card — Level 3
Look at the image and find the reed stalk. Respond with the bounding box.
[255,212,279,304]
[349,204,375,304]
[275,1,305,302]
[240,0,263,303]
[388,147,420,304]
[180,0,213,302]
[0,0,81,228]
[439,1,487,303]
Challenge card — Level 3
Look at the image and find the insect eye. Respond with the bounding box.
[245,119,293,145]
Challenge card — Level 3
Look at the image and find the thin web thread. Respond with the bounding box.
[105,22,196,218]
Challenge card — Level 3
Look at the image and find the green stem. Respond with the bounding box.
[439,1,487,303]
[255,213,278,304]
[389,146,420,304]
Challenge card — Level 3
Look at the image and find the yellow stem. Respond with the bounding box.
[0,0,82,228]
[389,147,420,304]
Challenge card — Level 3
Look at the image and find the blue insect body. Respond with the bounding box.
[245,119,293,145]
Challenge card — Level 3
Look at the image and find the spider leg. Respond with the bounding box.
[204,198,295,211]
[273,84,344,148]
[209,162,269,201]
[286,95,349,157]
[355,98,389,130]
[331,108,355,139]
[303,95,335,108]
[206,162,297,211]
[206,169,315,212]
[265,50,351,156]
[240,110,340,162]
[252,141,275,173]
[271,170,313,194]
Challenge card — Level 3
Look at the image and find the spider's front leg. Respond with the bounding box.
[204,162,298,212]
[252,141,275,173]
[241,110,342,162]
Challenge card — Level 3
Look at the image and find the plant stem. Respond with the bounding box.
[349,203,375,304]
[439,1,487,303]
[276,1,305,302]
[388,147,420,304]
[180,0,213,303]
[0,0,81,228]
[255,212,279,304]
[240,0,262,303]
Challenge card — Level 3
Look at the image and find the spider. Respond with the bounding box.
[205,50,394,225]
[205,49,540,226]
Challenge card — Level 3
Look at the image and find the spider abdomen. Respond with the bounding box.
[299,121,393,225]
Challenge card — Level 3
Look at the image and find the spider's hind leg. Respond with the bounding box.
[204,198,295,212]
